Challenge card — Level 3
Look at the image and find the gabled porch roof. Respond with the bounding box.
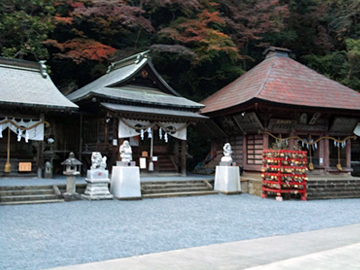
[67,51,205,111]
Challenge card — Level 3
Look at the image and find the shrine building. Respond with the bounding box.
[0,58,78,177]
[66,51,207,175]
[200,47,360,177]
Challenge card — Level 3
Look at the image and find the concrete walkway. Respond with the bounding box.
[47,223,360,270]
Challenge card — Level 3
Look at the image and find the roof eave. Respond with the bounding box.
[0,101,78,111]
[77,92,204,110]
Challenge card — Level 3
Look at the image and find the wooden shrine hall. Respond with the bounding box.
[0,58,78,177]
[66,51,208,175]
[200,47,360,177]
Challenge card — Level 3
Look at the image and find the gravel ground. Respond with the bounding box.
[1,194,360,270]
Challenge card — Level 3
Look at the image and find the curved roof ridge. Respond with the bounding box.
[254,58,277,98]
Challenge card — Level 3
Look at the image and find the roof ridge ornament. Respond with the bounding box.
[39,60,48,78]
[106,51,149,73]
[263,46,291,59]
[106,63,115,74]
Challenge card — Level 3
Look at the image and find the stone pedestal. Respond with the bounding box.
[63,173,81,200]
[110,166,141,200]
[82,169,113,200]
[214,166,241,194]
[116,161,136,167]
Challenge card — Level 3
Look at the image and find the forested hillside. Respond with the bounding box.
[1,0,359,101]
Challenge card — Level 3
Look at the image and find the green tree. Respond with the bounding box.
[0,0,55,60]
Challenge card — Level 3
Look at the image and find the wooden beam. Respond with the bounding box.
[181,140,186,176]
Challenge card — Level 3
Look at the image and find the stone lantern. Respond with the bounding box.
[61,152,82,200]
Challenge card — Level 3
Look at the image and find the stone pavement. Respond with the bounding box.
[47,223,360,270]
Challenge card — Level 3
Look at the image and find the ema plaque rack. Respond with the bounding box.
[261,149,308,201]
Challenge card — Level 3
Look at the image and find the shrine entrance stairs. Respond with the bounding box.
[141,180,216,198]
[307,175,360,200]
[0,185,64,205]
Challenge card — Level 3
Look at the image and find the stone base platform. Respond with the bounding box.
[214,166,241,194]
[82,169,113,200]
[110,166,142,200]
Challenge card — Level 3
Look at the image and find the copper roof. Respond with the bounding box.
[201,48,360,114]
[0,58,78,110]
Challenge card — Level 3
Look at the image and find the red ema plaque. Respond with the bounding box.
[98,172,102,176]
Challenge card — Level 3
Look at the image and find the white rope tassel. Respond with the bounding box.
[159,127,163,140]
[147,127,152,139]
[140,129,144,140]
[0,124,2,138]
[164,132,168,143]
[17,129,22,142]
[25,130,29,143]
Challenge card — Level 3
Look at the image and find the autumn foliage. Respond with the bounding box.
[44,38,116,63]
[0,0,359,96]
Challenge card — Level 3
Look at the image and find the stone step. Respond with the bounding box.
[308,189,360,194]
[142,186,212,194]
[307,186,360,191]
[306,179,360,199]
[0,194,59,202]
[142,190,218,198]
[141,181,209,188]
[0,185,53,191]
[308,190,360,197]
[308,184,360,189]
[0,199,64,205]
[0,188,54,196]
[140,180,214,198]
[308,195,360,200]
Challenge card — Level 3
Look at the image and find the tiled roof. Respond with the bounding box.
[67,51,205,110]
[201,49,360,114]
[0,58,78,110]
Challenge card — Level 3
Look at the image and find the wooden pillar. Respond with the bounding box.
[210,139,216,160]
[104,116,109,144]
[174,139,179,165]
[37,114,45,178]
[79,114,83,162]
[289,131,296,149]
[242,134,247,168]
[111,118,119,168]
[319,139,325,167]
[324,137,330,173]
[346,139,351,169]
[263,132,269,150]
[181,139,186,176]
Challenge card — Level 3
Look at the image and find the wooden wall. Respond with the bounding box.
[228,135,243,166]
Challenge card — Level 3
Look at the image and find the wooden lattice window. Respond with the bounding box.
[247,134,263,165]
